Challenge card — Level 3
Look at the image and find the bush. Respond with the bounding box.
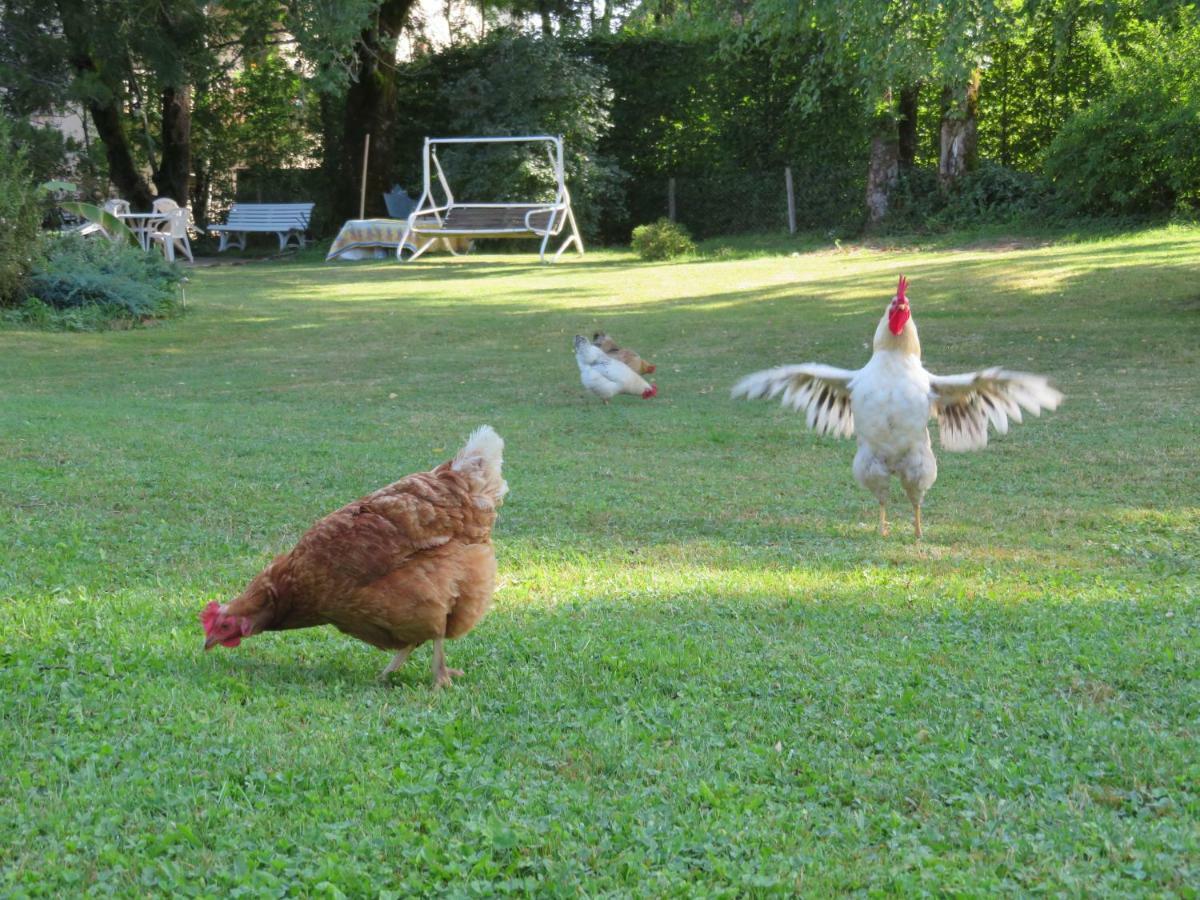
[12,234,184,329]
[0,113,44,305]
[884,163,1058,232]
[631,218,696,260]
[1045,19,1200,216]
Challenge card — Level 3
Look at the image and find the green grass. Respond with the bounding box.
[2,228,1198,895]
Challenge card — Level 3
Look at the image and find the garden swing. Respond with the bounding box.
[398,135,584,263]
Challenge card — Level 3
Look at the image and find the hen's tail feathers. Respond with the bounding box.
[452,425,508,506]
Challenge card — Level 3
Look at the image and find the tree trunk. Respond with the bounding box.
[56,0,154,208]
[190,161,211,230]
[938,70,980,187]
[87,97,155,209]
[333,0,417,224]
[998,42,1010,167]
[865,131,899,228]
[155,84,192,203]
[897,83,920,169]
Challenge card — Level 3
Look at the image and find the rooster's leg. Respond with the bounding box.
[878,504,889,537]
[913,504,923,541]
[431,637,464,689]
[379,646,414,680]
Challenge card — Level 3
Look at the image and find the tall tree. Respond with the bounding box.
[54,0,155,207]
[3,0,282,205]
[335,0,419,221]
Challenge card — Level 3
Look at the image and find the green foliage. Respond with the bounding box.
[631,217,696,259]
[0,113,43,305]
[59,201,139,246]
[591,34,870,238]
[207,52,318,179]
[1045,18,1200,216]
[976,11,1114,171]
[885,163,1058,232]
[390,31,625,242]
[5,120,77,185]
[22,234,183,324]
[192,50,322,227]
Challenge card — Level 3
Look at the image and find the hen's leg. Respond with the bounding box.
[913,504,923,540]
[431,637,463,689]
[878,504,889,537]
[379,645,414,681]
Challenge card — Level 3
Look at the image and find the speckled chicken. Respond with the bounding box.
[574,335,657,402]
[201,427,507,687]
[732,277,1063,538]
[593,332,656,375]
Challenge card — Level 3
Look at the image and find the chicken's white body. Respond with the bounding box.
[733,278,1063,537]
[849,349,938,512]
[574,335,655,401]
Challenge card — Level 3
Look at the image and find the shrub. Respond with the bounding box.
[13,234,184,329]
[0,113,44,305]
[631,218,696,260]
[1045,19,1200,216]
[885,163,1058,232]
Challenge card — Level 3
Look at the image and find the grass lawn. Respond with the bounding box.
[1,228,1197,895]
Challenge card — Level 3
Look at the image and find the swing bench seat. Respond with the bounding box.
[410,203,563,236]
[399,135,584,263]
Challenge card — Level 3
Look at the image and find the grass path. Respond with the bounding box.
[1,229,1197,894]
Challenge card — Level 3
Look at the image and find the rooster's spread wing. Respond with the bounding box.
[732,364,858,438]
[928,367,1063,452]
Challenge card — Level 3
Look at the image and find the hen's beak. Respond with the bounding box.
[203,634,221,651]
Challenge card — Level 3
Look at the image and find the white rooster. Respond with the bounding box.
[574,334,657,402]
[732,276,1063,538]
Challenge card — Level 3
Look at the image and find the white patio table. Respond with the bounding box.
[117,212,167,251]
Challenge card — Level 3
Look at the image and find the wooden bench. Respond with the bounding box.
[209,202,315,252]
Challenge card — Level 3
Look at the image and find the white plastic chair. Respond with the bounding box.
[152,197,180,214]
[149,207,194,262]
[103,198,132,216]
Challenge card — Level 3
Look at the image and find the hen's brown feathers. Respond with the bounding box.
[592,332,656,375]
[221,428,504,668]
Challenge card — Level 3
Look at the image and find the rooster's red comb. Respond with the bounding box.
[897,275,908,301]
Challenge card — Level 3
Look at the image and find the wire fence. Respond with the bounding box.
[617,164,865,241]
[228,162,867,245]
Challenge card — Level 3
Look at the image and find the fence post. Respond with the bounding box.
[785,166,796,234]
[668,177,676,222]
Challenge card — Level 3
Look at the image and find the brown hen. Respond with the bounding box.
[201,426,506,688]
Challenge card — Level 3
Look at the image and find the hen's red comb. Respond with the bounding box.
[897,275,908,301]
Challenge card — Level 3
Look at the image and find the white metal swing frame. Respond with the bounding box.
[398,135,584,263]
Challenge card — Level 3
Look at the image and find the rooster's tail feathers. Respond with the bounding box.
[452,425,508,506]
